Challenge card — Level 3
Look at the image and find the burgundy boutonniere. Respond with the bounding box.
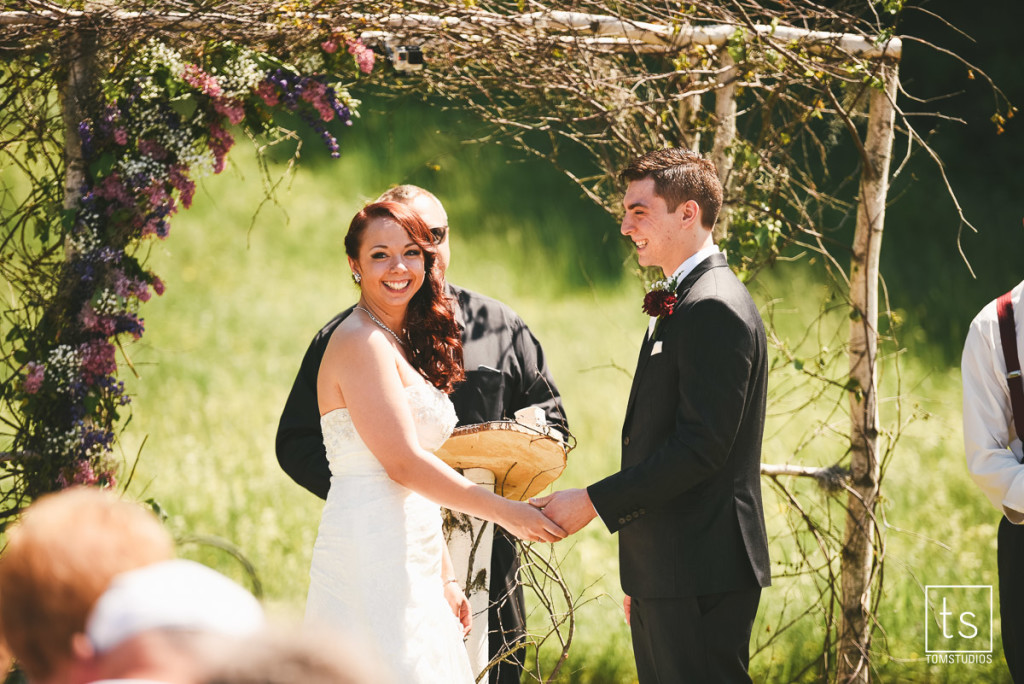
[642,276,679,338]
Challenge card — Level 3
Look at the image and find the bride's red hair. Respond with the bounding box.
[344,202,464,393]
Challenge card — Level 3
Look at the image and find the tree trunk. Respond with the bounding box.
[59,26,97,212]
[837,61,898,683]
[711,52,737,242]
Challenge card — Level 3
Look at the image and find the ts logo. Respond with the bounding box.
[925,586,993,654]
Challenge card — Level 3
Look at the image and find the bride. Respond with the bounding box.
[304,201,566,682]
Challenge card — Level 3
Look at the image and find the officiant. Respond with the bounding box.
[276,184,568,684]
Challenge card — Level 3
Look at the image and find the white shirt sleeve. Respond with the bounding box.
[962,299,1024,523]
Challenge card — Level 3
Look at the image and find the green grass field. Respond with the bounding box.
[10,98,1012,682]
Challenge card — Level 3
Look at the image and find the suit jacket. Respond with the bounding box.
[275,283,568,499]
[588,253,771,598]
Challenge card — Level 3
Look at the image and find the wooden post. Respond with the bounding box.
[678,92,702,152]
[837,60,898,684]
[711,52,737,242]
[59,24,97,212]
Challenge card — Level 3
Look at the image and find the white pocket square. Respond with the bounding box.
[651,341,663,356]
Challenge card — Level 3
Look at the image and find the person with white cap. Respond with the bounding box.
[70,559,265,684]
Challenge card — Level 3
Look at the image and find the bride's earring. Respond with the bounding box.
[352,272,361,284]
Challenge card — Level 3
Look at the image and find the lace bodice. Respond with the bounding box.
[320,383,457,478]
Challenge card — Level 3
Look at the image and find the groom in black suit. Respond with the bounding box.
[531,149,770,682]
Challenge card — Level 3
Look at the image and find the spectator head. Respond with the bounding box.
[73,559,265,684]
[202,625,393,684]
[0,487,174,683]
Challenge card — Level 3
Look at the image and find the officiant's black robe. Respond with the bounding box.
[276,283,567,684]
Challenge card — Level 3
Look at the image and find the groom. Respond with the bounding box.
[531,149,771,682]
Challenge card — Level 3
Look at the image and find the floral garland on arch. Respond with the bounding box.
[5,35,374,507]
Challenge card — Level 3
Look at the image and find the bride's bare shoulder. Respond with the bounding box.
[323,314,392,364]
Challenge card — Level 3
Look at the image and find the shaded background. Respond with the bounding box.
[886,0,1024,361]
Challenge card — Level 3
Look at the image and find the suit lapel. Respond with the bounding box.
[621,253,729,429]
[623,331,655,425]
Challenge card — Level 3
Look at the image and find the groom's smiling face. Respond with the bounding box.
[621,178,689,274]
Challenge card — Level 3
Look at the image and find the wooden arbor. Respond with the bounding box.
[3,3,902,681]
[368,8,901,680]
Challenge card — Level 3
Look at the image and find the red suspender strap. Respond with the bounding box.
[996,290,1024,440]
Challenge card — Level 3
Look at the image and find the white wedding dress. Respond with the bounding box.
[305,382,475,684]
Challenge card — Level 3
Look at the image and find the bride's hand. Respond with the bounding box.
[499,500,567,543]
[443,581,472,638]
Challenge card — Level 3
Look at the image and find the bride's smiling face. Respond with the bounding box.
[348,216,425,309]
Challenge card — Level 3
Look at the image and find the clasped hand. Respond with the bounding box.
[528,488,597,536]
[501,500,567,543]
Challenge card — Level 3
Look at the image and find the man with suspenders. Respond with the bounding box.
[962,279,1024,681]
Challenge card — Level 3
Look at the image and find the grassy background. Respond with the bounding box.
[95,92,1014,682]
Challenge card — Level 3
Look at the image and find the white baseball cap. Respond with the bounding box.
[86,559,265,653]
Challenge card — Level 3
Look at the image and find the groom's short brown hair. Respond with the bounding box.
[620,149,723,229]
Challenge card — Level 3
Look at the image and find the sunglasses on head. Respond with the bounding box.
[429,225,448,245]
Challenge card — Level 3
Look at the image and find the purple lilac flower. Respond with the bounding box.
[214,98,246,125]
[208,122,235,174]
[257,80,280,107]
[115,314,145,339]
[23,362,45,394]
[94,247,121,263]
[57,459,99,488]
[79,119,95,158]
[72,261,97,287]
[96,174,135,208]
[79,339,118,385]
[112,270,152,301]
[139,139,168,161]
[183,64,222,97]
[347,39,375,74]
[80,304,118,336]
[168,166,195,209]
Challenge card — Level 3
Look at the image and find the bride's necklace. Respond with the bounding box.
[354,306,405,347]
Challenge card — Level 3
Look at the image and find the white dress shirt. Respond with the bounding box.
[962,279,1024,523]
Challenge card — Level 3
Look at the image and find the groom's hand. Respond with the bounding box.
[529,488,597,536]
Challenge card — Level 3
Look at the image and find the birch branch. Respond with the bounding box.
[761,462,850,492]
[0,7,902,58]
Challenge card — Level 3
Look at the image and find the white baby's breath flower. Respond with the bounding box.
[118,155,165,181]
[68,225,102,255]
[93,290,122,316]
[219,48,266,97]
[45,345,83,391]
[296,52,325,76]
[42,426,80,457]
